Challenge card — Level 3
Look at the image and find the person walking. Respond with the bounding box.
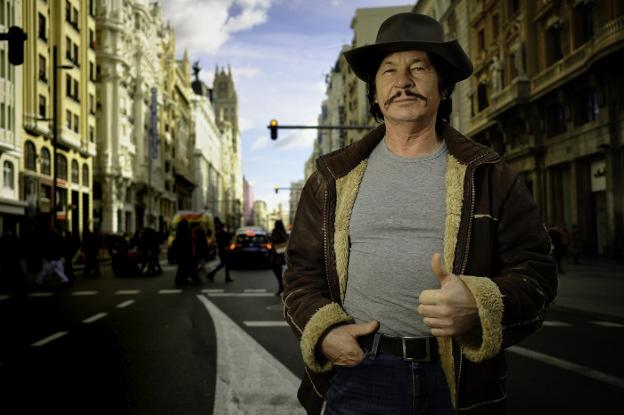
[191,224,210,281]
[206,218,233,283]
[270,220,289,296]
[171,220,194,287]
[282,13,557,415]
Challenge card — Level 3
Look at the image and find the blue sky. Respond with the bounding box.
[160,0,413,211]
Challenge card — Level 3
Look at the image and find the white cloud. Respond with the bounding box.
[250,135,270,151]
[275,129,315,151]
[160,0,273,57]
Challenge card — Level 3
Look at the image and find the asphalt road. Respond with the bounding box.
[0,261,622,414]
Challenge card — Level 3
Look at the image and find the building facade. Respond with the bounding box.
[21,0,96,236]
[0,0,24,234]
[461,0,624,258]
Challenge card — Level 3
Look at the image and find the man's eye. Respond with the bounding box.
[384,68,394,74]
[411,66,425,72]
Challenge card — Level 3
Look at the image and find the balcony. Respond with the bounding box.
[532,15,624,96]
[57,128,81,151]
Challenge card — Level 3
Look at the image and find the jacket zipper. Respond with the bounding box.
[456,152,498,404]
[322,188,334,299]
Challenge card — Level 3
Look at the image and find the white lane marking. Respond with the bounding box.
[509,346,624,389]
[28,292,54,298]
[244,321,289,327]
[31,331,69,347]
[196,295,304,414]
[592,321,624,328]
[116,300,135,309]
[71,290,98,296]
[206,293,275,297]
[82,312,108,324]
[115,290,140,295]
[158,289,183,294]
[201,289,225,293]
[244,289,267,293]
[543,321,573,327]
[0,294,10,302]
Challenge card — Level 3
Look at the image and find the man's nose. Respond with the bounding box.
[394,70,414,88]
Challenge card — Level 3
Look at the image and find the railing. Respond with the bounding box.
[532,15,624,94]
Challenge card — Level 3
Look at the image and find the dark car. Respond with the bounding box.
[228,227,273,269]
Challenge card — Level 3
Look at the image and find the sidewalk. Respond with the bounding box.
[551,258,624,321]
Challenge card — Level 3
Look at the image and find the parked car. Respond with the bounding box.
[227,227,273,269]
[167,211,217,264]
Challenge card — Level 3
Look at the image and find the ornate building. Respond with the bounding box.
[95,0,168,234]
[212,65,243,230]
[0,0,23,234]
[21,0,96,235]
[462,0,624,258]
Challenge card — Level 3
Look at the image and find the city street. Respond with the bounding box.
[0,260,623,414]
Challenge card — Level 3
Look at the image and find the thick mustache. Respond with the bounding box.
[384,90,428,108]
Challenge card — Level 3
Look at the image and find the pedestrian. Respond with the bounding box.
[270,220,289,296]
[36,228,69,288]
[81,229,100,278]
[171,219,194,287]
[206,218,233,283]
[140,227,162,276]
[191,224,209,281]
[548,224,565,274]
[282,13,557,415]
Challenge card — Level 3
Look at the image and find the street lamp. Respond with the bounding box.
[51,45,74,229]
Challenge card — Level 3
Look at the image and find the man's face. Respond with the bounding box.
[374,50,443,126]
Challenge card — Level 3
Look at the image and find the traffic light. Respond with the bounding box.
[5,26,27,65]
[269,119,278,140]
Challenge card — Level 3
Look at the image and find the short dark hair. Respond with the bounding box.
[366,52,456,130]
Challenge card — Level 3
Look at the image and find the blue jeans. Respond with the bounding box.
[324,352,455,415]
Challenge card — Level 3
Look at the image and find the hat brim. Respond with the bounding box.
[344,40,473,83]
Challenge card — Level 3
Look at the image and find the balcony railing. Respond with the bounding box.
[532,15,624,95]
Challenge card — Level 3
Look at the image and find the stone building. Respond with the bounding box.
[21,0,96,235]
[461,0,624,258]
[94,0,168,234]
[0,0,24,234]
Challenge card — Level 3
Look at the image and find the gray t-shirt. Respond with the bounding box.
[343,138,448,336]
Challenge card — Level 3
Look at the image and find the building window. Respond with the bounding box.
[508,0,519,16]
[38,13,47,41]
[40,148,51,175]
[82,164,89,186]
[0,0,5,26]
[66,1,71,23]
[89,94,95,114]
[39,54,47,82]
[73,114,79,133]
[71,160,79,184]
[0,50,5,79]
[0,103,5,129]
[574,87,598,125]
[573,5,594,48]
[89,61,95,82]
[89,0,95,17]
[3,161,14,190]
[493,14,500,39]
[73,43,79,66]
[66,36,72,60]
[478,29,485,51]
[66,110,72,130]
[25,141,37,172]
[89,29,95,49]
[57,154,68,180]
[477,82,488,111]
[73,79,79,101]
[89,125,95,142]
[546,103,566,137]
[39,95,46,118]
[546,25,563,66]
[66,74,72,97]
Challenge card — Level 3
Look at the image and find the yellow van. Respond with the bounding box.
[167,211,217,263]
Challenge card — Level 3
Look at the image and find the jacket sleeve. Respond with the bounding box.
[282,172,353,373]
[457,170,557,363]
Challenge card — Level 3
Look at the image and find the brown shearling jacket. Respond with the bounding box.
[283,123,558,414]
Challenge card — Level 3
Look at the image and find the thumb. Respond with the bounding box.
[431,252,452,286]
[351,320,380,337]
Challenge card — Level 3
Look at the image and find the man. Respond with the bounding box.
[206,218,233,283]
[283,13,557,415]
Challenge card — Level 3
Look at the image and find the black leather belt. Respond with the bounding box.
[358,332,439,362]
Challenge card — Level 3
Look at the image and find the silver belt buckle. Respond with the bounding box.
[402,336,431,362]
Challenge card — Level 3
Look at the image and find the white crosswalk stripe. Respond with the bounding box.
[31,331,69,347]
[244,321,289,327]
[592,321,624,328]
[82,312,108,323]
[116,300,135,308]
[158,289,183,294]
[115,290,140,295]
[543,321,573,327]
[71,291,98,296]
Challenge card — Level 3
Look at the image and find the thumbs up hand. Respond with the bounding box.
[417,253,480,337]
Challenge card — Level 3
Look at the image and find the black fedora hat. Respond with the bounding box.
[344,12,473,83]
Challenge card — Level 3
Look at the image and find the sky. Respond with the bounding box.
[160,0,413,212]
